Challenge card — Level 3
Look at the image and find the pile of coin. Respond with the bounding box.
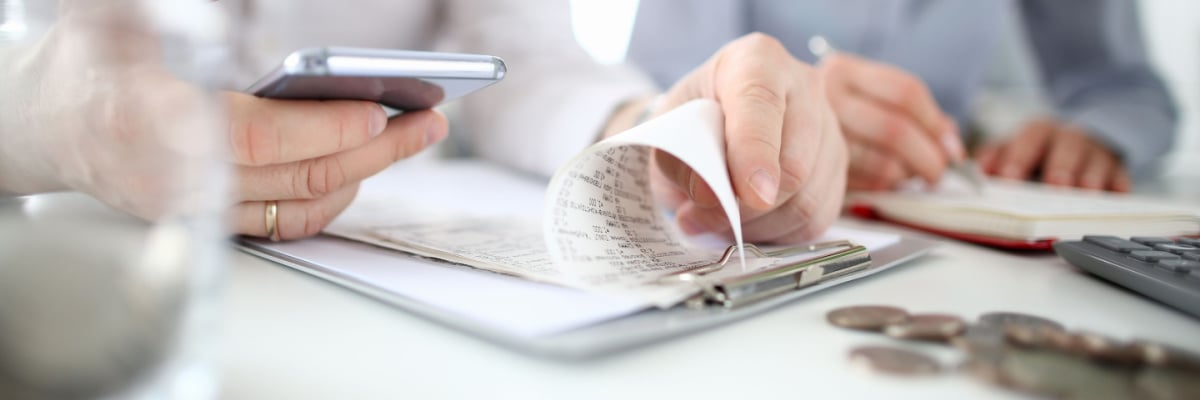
[827,305,1200,399]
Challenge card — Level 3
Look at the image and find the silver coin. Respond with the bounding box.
[960,356,1007,386]
[951,323,1008,356]
[979,312,1064,332]
[848,345,942,376]
[997,348,1136,400]
[1134,367,1200,400]
[883,313,966,342]
[826,305,909,331]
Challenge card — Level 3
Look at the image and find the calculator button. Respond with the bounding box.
[1176,237,1200,247]
[1084,236,1151,253]
[1156,259,1200,273]
[1129,250,1180,262]
[1184,253,1200,262]
[1153,243,1200,254]
[1131,237,1174,246]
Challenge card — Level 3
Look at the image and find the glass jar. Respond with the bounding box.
[0,1,233,399]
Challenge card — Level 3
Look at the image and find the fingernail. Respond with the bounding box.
[425,116,447,146]
[941,131,965,162]
[749,169,779,206]
[369,105,387,138]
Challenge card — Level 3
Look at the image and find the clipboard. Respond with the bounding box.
[237,232,936,360]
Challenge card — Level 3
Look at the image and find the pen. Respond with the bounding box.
[807,36,987,194]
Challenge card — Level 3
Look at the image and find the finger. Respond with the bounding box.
[708,34,797,210]
[939,117,967,162]
[716,68,787,210]
[1110,167,1132,193]
[649,161,688,211]
[995,121,1055,180]
[1040,127,1088,187]
[787,95,848,243]
[1077,148,1116,191]
[741,133,845,243]
[231,182,360,240]
[225,92,390,166]
[742,99,846,243]
[235,110,448,201]
[738,182,819,243]
[825,53,944,136]
[974,143,1002,175]
[653,151,721,210]
[675,201,732,236]
[848,145,908,191]
[736,82,837,224]
[833,93,947,184]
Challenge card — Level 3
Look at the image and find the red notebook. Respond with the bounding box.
[848,180,1200,251]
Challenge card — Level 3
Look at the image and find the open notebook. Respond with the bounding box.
[849,178,1200,250]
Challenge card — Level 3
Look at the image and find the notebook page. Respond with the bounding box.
[890,178,1198,219]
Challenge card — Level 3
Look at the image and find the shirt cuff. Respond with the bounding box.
[1061,103,1175,174]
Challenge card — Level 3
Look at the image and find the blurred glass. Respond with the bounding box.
[0,1,232,399]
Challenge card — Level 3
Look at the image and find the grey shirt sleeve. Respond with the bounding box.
[1018,0,1178,174]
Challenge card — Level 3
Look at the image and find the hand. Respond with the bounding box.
[819,53,964,191]
[224,94,447,240]
[609,33,848,244]
[975,119,1131,192]
[0,3,447,240]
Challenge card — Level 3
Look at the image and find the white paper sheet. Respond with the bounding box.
[332,100,905,308]
[305,160,902,336]
[338,101,765,308]
[257,234,646,337]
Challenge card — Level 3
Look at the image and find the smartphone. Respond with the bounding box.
[246,47,506,110]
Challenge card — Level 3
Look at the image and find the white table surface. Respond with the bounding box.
[9,161,1198,400]
[216,183,1200,399]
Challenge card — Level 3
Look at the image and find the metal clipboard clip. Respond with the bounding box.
[657,241,871,309]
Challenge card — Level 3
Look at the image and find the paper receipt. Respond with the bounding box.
[544,99,747,286]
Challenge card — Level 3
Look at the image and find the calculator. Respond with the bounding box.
[1054,235,1200,318]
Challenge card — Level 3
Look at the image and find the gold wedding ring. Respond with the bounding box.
[264,200,280,242]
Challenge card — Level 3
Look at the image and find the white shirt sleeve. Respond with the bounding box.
[437,0,657,178]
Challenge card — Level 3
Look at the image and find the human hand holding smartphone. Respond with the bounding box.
[223,47,505,240]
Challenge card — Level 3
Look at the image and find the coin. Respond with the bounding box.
[826,305,909,331]
[997,348,1137,400]
[991,349,1073,398]
[883,313,966,342]
[1134,367,1200,400]
[960,356,1007,386]
[1004,324,1075,353]
[1072,331,1143,365]
[1130,340,1200,371]
[952,323,1008,355]
[979,312,1064,332]
[848,345,942,376]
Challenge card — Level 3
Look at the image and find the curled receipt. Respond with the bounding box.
[544,99,748,301]
[353,99,766,308]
